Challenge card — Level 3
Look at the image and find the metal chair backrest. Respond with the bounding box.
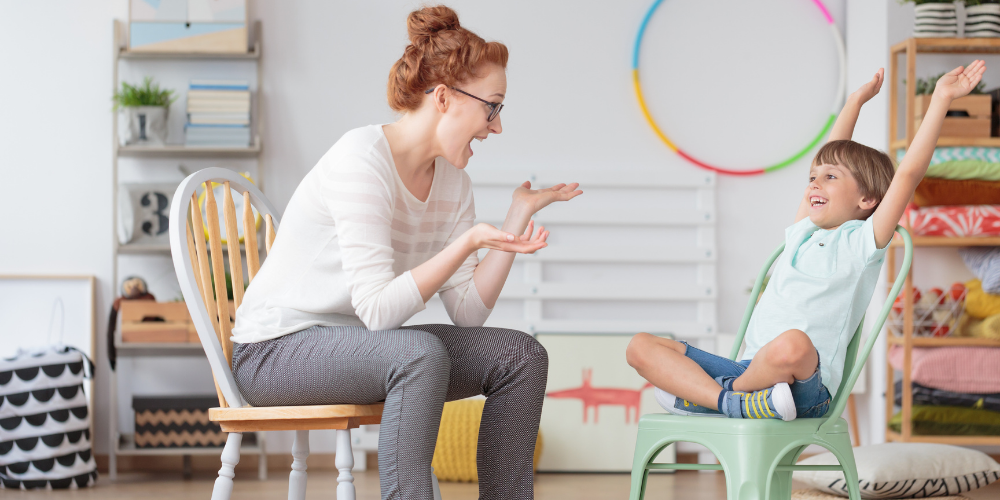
[729,226,913,432]
[169,167,280,409]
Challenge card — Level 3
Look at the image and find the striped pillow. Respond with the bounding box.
[793,443,1000,498]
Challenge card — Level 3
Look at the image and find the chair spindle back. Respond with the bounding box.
[170,168,280,409]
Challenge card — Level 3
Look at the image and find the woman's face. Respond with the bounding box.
[434,64,506,169]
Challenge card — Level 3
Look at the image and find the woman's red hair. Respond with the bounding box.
[387,5,508,112]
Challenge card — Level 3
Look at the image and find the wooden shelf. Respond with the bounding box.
[118,136,261,157]
[891,37,1000,55]
[886,430,1000,446]
[883,36,1000,451]
[115,341,204,357]
[109,18,267,480]
[890,235,1000,247]
[116,433,261,456]
[887,335,1000,347]
[890,136,1000,151]
[117,41,261,60]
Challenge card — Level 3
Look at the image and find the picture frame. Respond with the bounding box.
[537,334,675,472]
[0,274,97,417]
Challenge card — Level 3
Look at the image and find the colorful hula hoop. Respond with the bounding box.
[632,0,846,176]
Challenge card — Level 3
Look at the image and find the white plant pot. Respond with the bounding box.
[965,4,1000,38]
[913,3,958,38]
[118,106,168,146]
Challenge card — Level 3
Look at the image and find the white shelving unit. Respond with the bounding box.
[108,19,267,480]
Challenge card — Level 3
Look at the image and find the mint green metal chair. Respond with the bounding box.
[629,226,912,500]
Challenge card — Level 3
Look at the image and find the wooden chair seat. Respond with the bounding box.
[210,403,384,432]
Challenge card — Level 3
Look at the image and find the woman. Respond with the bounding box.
[231,5,581,500]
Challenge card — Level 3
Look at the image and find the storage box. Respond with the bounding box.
[915,117,991,137]
[120,300,197,343]
[133,396,226,448]
[129,0,247,53]
[915,94,992,118]
[914,94,992,138]
[120,300,235,343]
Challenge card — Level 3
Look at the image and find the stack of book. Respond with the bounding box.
[184,79,251,147]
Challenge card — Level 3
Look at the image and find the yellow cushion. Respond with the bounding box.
[431,399,542,483]
[964,279,1000,319]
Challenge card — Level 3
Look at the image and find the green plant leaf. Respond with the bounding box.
[112,76,176,110]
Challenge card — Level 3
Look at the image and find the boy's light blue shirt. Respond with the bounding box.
[742,215,887,400]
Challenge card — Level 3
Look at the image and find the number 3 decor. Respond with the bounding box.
[118,183,177,247]
[632,0,846,176]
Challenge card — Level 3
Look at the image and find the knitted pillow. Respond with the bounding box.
[793,443,1000,498]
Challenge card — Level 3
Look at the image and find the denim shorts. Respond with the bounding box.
[681,342,832,418]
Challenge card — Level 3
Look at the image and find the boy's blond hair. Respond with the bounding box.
[812,140,895,208]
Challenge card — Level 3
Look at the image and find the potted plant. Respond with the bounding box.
[965,1,1000,37]
[901,1,958,38]
[914,72,991,137]
[113,77,175,146]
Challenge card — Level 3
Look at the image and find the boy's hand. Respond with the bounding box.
[828,67,884,143]
[933,60,986,101]
[850,68,883,105]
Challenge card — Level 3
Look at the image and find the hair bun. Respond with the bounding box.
[407,5,460,44]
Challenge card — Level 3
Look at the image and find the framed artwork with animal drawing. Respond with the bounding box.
[537,334,675,472]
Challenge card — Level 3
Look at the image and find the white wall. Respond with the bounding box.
[4,0,913,456]
[0,1,125,455]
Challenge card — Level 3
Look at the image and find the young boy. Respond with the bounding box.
[626,60,987,421]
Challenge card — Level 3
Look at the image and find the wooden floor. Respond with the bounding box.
[4,470,999,499]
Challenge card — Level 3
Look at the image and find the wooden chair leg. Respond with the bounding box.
[847,394,860,447]
[212,432,243,500]
[289,430,309,500]
[336,429,356,500]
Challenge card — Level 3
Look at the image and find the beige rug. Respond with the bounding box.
[791,490,970,500]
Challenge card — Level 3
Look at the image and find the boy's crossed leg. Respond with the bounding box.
[625,329,821,421]
[732,329,818,392]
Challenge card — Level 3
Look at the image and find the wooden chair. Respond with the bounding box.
[168,168,440,500]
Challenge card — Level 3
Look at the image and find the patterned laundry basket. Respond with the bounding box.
[0,347,97,489]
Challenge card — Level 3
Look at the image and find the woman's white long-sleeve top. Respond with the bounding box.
[232,124,491,343]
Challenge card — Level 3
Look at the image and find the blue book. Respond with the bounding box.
[189,79,250,91]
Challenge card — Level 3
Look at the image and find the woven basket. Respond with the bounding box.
[431,399,542,483]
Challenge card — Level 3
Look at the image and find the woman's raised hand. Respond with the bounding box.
[468,220,548,254]
[512,181,583,215]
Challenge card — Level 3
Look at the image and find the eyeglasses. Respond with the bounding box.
[424,86,504,122]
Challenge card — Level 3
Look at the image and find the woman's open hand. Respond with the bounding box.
[511,181,583,215]
[468,220,548,254]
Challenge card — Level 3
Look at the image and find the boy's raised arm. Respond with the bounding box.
[828,69,884,142]
[797,69,885,223]
[872,60,986,249]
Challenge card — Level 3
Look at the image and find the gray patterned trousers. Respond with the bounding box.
[232,324,548,500]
